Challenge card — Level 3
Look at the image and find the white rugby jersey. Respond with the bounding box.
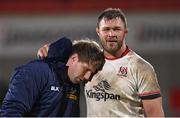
[84,47,161,117]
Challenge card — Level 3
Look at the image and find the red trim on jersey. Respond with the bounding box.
[137,90,161,97]
[105,45,130,60]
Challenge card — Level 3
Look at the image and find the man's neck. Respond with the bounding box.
[104,44,128,60]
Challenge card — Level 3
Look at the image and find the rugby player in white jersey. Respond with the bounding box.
[37,8,164,117]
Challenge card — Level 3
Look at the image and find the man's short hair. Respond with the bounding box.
[97,8,127,29]
[72,39,105,74]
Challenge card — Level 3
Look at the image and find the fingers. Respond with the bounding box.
[37,44,49,59]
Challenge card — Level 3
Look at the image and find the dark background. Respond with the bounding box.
[0,0,180,116]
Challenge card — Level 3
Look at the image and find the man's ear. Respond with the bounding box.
[66,53,78,66]
[96,27,100,36]
[124,28,128,34]
[71,53,78,62]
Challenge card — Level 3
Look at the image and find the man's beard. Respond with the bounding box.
[103,41,122,55]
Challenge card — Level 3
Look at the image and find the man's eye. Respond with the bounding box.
[114,28,122,31]
[102,28,109,31]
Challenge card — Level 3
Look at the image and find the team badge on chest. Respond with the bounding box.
[117,66,128,77]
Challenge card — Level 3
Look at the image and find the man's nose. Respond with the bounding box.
[83,71,92,81]
[108,30,115,36]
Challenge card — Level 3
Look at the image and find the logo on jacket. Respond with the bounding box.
[86,80,121,101]
[66,88,77,100]
[51,86,60,91]
[117,66,128,77]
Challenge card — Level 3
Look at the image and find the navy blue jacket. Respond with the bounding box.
[0,37,80,117]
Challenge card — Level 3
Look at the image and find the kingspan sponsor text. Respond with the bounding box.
[86,89,121,101]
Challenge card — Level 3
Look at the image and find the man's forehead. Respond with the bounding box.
[101,17,122,23]
[99,17,124,28]
[99,17,123,26]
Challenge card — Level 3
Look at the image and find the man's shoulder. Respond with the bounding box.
[127,51,155,72]
[27,59,50,69]
[128,50,150,64]
[13,60,51,80]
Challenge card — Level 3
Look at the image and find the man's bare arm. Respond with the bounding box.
[143,97,164,117]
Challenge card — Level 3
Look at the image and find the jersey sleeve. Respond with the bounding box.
[136,61,161,100]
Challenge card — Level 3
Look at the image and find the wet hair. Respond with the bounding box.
[97,8,127,29]
[71,39,105,74]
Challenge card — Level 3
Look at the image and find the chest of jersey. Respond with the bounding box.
[85,57,138,101]
[84,55,145,116]
[84,51,160,117]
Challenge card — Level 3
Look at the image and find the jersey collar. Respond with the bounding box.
[105,45,130,60]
